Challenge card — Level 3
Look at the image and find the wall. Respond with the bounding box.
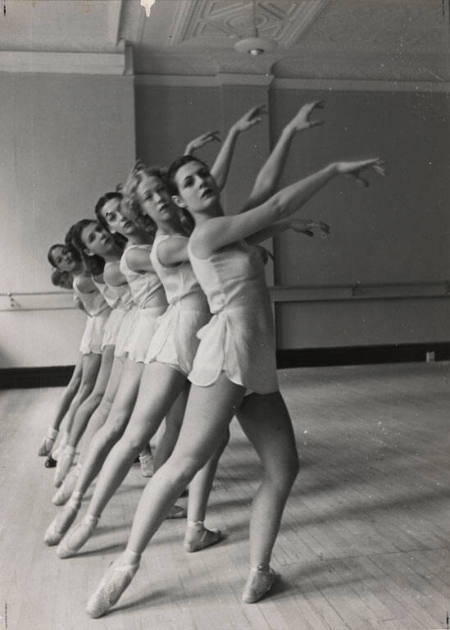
[0,73,135,368]
[135,79,450,351]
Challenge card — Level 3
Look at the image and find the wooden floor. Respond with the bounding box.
[1,362,449,630]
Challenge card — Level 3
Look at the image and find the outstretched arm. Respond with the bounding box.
[210,105,266,190]
[193,159,385,258]
[240,101,324,213]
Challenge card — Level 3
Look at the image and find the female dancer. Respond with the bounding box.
[51,224,137,489]
[55,101,329,561]
[40,244,110,465]
[85,150,384,617]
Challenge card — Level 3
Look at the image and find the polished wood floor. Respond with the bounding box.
[1,362,449,629]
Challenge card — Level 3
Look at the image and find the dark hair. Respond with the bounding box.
[94,192,123,230]
[65,220,106,276]
[50,269,73,289]
[47,242,80,269]
[167,155,209,195]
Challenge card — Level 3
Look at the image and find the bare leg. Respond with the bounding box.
[151,383,188,472]
[86,375,244,617]
[54,350,121,488]
[57,364,187,557]
[236,392,299,602]
[39,353,99,457]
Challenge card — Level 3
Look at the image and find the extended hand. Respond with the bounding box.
[337,158,386,187]
[290,219,330,238]
[185,131,221,154]
[287,101,325,133]
[233,105,267,133]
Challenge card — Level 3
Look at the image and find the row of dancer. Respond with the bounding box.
[40,100,384,617]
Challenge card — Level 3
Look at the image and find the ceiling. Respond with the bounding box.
[1,0,449,81]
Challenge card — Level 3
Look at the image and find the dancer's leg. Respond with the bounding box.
[82,363,186,520]
[46,357,132,544]
[151,384,189,472]
[236,392,299,602]
[39,353,99,457]
[54,349,119,487]
[56,364,186,556]
[87,375,244,617]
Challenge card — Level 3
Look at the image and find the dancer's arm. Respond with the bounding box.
[210,105,266,190]
[193,159,384,257]
[246,218,330,245]
[184,131,221,157]
[124,247,155,273]
[240,101,324,213]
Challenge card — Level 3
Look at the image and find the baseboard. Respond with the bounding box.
[276,342,450,368]
[1,343,449,388]
[0,365,75,389]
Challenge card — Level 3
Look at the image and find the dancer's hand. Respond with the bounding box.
[232,105,267,133]
[185,131,221,155]
[336,158,386,187]
[285,101,325,133]
[290,219,330,238]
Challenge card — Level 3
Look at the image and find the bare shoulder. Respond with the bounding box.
[76,274,96,293]
[190,217,233,259]
[104,261,125,286]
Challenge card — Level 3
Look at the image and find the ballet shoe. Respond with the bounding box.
[54,445,75,487]
[45,456,57,468]
[44,498,80,546]
[183,524,223,553]
[52,466,80,506]
[242,565,279,604]
[138,451,154,478]
[86,557,139,618]
[179,488,189,498]
[57,514,99,558]
[38,428,58,456]
[165,503,186,519]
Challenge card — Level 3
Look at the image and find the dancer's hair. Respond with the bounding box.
[50,269,72,289]
[47,242,80,269]
[167,155,210,195]
[65,220,107,276]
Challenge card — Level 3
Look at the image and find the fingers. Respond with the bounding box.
[247,104,267,120]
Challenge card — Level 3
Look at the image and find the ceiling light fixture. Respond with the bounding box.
[140,0,156,18]
[234,0,277,56]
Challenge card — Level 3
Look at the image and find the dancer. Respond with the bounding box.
[40,244,110,464]
[85,150,384,616]
[51,222,135,488]
[55,101,329,561]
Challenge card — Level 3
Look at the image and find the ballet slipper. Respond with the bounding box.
[52,465,81,506]
[138,451,154,478]
[183,521,223,553]
[57,514,99,558]
[241,565,279,604]
[38,428,58,456]
[44,496,81,546]
[165,503,186,519]
[54,445,76,487]
[52,431,69,461]
[86,556,139,618]
[44,456,57,468]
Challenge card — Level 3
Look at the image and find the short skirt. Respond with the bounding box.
[114,307,139,359]
[188,304,279,395]
[127,305,167,363]
[145,302,211,375]
[101,309,127,349]
[79,309,111,356]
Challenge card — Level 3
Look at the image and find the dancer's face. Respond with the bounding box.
[137,175,177,227]
[51,245,77,273]
[100,198,136,238]
[173,161,219,215]
[58,272,74,290]
[81,222,115,257]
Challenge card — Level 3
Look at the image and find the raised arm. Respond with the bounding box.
[193,159,385,258]
[210,105,266,190]
[240,101,324,213]
[184,131,221,157]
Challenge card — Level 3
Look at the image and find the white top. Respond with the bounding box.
[72,275,110,317]
[119,244,166,308]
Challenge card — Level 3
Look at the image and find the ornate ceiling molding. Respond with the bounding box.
[169,0,330,48]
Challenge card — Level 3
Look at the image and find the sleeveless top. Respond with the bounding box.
[72,275,110,317]
[93,260,134,310]
[150,233,207,308]
[119,243,166,308]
